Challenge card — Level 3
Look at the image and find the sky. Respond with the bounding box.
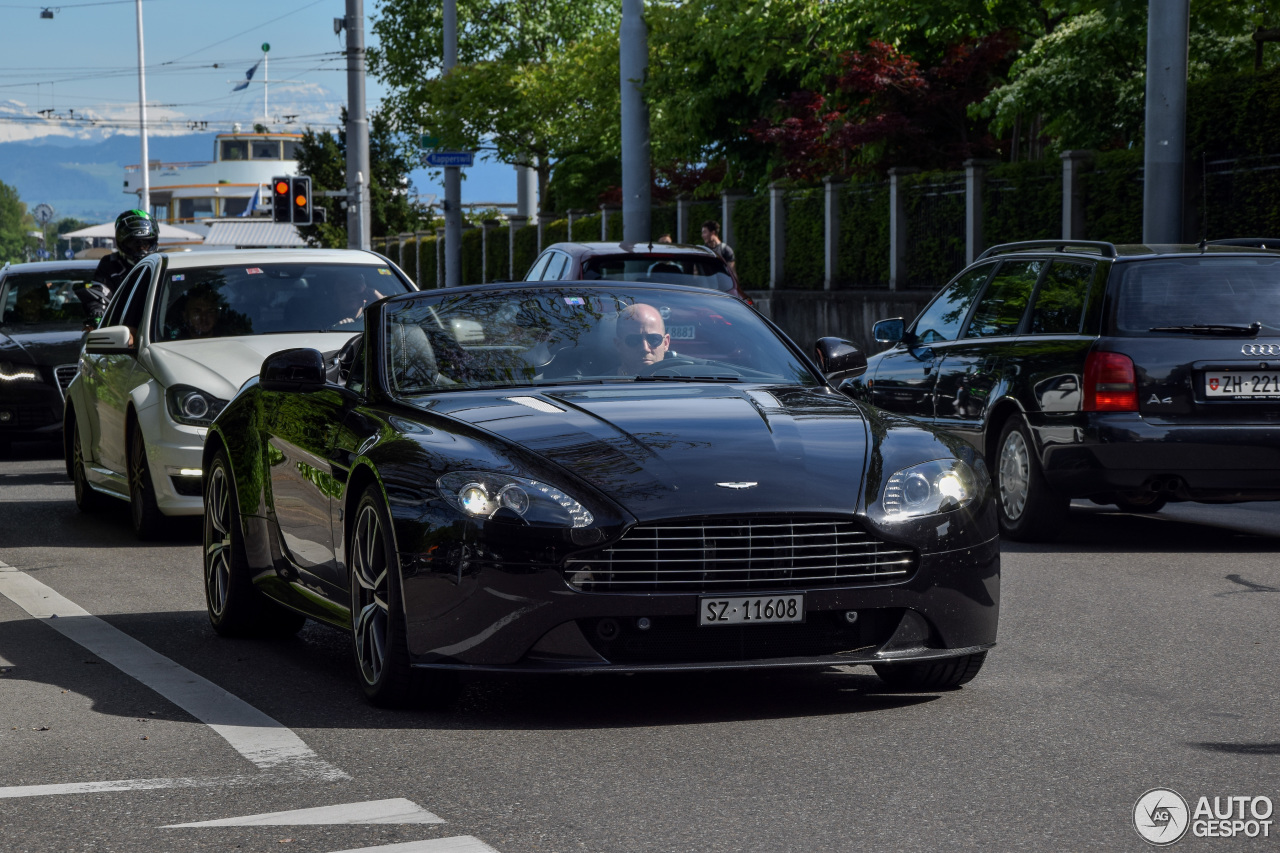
[0,0,516,204]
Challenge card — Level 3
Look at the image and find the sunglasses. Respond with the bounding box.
[623,332,666,348]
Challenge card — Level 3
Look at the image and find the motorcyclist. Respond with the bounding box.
[74,209,159,326]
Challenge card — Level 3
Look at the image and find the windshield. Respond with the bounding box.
[154,262,411,342]
[383,286,817,393]
[1113,258,1280,334]
[0,268,97,331]
[582,256,736,292]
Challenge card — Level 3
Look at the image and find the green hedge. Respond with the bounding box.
[782,189,823,289]
[401,238,419,285]
[651,206,676,243]
[985,159,1062,245]
[1189,66,1280,160]
[903,171,966,290]
[460,227,483,285]
[604,209,624,241]
[543,218,569,246]
[513,223,539,276]
[417,236,439,288]
[571,212,602,243]
[733,196,770,287]
[837,180,890,287]
[1080,149,1143,244]
[486,226,510,281]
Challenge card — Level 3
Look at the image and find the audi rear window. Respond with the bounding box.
[1114,258,1280,334]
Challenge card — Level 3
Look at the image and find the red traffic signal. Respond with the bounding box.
[271,176,292,223]
[290,175,312,226]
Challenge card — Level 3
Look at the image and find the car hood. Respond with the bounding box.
[427,384,870,521]
[146,333,356,400]
[0,328,84,367]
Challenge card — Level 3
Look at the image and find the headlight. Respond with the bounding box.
[165,384,227,426]
[437,471,594,528]
[882,458,981,519]
[0,361,40,383]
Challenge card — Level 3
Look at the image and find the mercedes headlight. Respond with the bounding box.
[0,361,40,383]
[882,458,982,519]
[165,384,227,426]
[437,471,594,528]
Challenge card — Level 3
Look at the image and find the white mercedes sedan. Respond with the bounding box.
[63,248,415,538]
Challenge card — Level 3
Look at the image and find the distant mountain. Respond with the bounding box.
[0,134,219,223]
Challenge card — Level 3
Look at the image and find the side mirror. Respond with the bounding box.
[260,348,326,393]
[814,337,867,383]
[84,324,134,354]
[872,318,906,344]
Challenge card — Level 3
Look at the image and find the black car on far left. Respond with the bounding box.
[0,260,98,448]
[202,281,1000,708]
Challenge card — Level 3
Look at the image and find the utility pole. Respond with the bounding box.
[134,0,150,213]
[619,0,650,243]
[443,0,462,286]
[343,0,372,250]
[516,161,538,218]
[1143,0,1190,244]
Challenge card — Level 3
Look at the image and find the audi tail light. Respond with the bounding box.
[1083,351,1138,412]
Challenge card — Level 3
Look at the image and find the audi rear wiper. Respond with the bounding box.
[1147,322,1262,336]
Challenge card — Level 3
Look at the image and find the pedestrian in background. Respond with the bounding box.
[700,220,735,274]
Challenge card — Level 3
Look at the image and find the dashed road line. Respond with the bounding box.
[0,775,254,800]
[0,560,349,782]
[163,798,445,827]
[326,839,500,853]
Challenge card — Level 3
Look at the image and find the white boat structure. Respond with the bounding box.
[123,129,307,247]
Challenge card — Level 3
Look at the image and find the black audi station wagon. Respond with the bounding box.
[849,240,1280,541]
[202,281,999,706]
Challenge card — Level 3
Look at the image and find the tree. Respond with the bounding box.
[0,181,30,264]
[746,33,1017,180]
[369,0,618,193]
[294,109,430,249]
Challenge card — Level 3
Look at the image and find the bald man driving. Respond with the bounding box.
[614,302,671,375]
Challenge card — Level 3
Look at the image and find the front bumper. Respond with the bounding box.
[0,383,64,440]
[1040,413,1280,501]
[398,534,1000,673]
[135,398,207,514]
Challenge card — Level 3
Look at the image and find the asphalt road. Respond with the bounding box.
[2,437,1278,853]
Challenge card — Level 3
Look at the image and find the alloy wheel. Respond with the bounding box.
[205,464,232,618]
[999,428,1030,521]
[72,430,87,506]
[351,503,389,686]
[130,436,148,530]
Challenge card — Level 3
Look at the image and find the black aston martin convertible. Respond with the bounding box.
[202,282,1000,706]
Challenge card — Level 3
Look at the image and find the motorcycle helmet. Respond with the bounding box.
[115,209,159,263]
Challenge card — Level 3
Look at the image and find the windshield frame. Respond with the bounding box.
[372,282,822,398]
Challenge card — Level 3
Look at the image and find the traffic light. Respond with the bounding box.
[271,176,291,223]
[291,175,312,225]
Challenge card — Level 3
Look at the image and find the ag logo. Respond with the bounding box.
[1134,788,1190,845]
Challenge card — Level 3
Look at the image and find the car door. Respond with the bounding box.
[82,262,155,477]
[262,382,350,590]
[933,260,1044,446]
[870,264,992,419]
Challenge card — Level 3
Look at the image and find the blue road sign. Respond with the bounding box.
[422,150,474,168]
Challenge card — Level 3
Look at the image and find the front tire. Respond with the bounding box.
[349,485,457,709]
[204,449,305,638]
[873,651,987,690]
[993,416,1067,542]
[129,425,165,540]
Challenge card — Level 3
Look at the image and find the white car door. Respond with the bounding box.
[84,262,156,478]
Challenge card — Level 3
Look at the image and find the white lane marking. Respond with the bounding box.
[0,561,348,780]
[326,838,500,853]
[0,775,253,799]
[164,798,444,827]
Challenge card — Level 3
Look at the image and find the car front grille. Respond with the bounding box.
[563,517,917,593]
[54,364,78,397]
